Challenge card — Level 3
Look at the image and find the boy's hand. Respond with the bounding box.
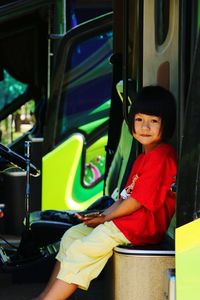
[75,213,106,228]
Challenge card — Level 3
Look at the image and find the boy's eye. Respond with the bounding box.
[151,119,159,123]
[135,117,142,122]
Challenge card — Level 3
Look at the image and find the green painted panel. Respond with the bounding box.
[42,133,104,211]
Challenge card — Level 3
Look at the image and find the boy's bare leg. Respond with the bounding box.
[36,261,61,299]
[41,279,78,300]
[33,260,77,300]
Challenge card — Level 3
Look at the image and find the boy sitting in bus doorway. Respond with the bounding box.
[33,85,177,300]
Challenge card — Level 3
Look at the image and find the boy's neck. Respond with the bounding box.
[143,142,163,154]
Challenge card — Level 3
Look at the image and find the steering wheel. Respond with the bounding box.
[0,143,40,177]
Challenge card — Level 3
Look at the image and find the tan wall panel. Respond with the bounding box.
[143,0,179,99]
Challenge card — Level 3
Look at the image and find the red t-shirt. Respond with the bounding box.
[113,144,177,245]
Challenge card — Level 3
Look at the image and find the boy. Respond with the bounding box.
[35,85,177,300]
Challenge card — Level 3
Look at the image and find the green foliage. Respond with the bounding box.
[0,70,34,145]
[0,69,27,111]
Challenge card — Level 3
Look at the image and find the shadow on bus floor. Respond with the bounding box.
[0,271,111,300]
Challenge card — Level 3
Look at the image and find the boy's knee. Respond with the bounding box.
[61,225,77,242]
[61,223,85,244]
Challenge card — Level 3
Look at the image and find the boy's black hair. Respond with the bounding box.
[128,85,176,141]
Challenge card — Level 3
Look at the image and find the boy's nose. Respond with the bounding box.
[141,121,150,129]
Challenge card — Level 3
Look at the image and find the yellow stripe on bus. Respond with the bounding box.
[176,218,200,253]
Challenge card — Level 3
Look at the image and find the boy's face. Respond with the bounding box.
[133,113,162,153]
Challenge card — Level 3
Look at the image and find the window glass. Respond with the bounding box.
[0,100,35,144]
[56,30,113,142]
[0,70,27,111]
[68,0,112,29]
[0,70,35,145]
[83,135,107,186]
[155,0,170,46]
[0,0,18,6]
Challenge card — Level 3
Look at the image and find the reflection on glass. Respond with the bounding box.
[56,30,113,142]
[0,69,27,111]
[0,100,35,144]
[0,69,33,144]
[83,135,107,186]
[68,0,112,29]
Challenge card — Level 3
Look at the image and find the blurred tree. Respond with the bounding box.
[0,69,27,111]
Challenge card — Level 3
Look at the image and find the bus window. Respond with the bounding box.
[42,13,112,210]
[155,0,170,46]
[56,30,113,142]
[0,70,35,144]
[0,70,27,111]
[67,0,112,29]
[83,134,107,187]
[0,100,35,145]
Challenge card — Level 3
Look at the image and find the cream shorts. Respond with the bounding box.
[56,221,129,290]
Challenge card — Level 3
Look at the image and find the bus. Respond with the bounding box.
[0,1,200,300]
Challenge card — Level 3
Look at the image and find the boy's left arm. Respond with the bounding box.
[103,196,141,221]
[80,197,141,227]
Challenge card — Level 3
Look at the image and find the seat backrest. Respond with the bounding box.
[167,213,176,239]
[104,120,134,198]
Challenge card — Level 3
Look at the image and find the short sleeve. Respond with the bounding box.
[131,146,177,212]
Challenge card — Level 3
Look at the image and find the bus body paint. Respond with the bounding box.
[176,218,200,300]
[42,133,104,211]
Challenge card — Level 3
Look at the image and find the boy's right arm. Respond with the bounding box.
[103,199,122,215]
[104,196,141,221]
